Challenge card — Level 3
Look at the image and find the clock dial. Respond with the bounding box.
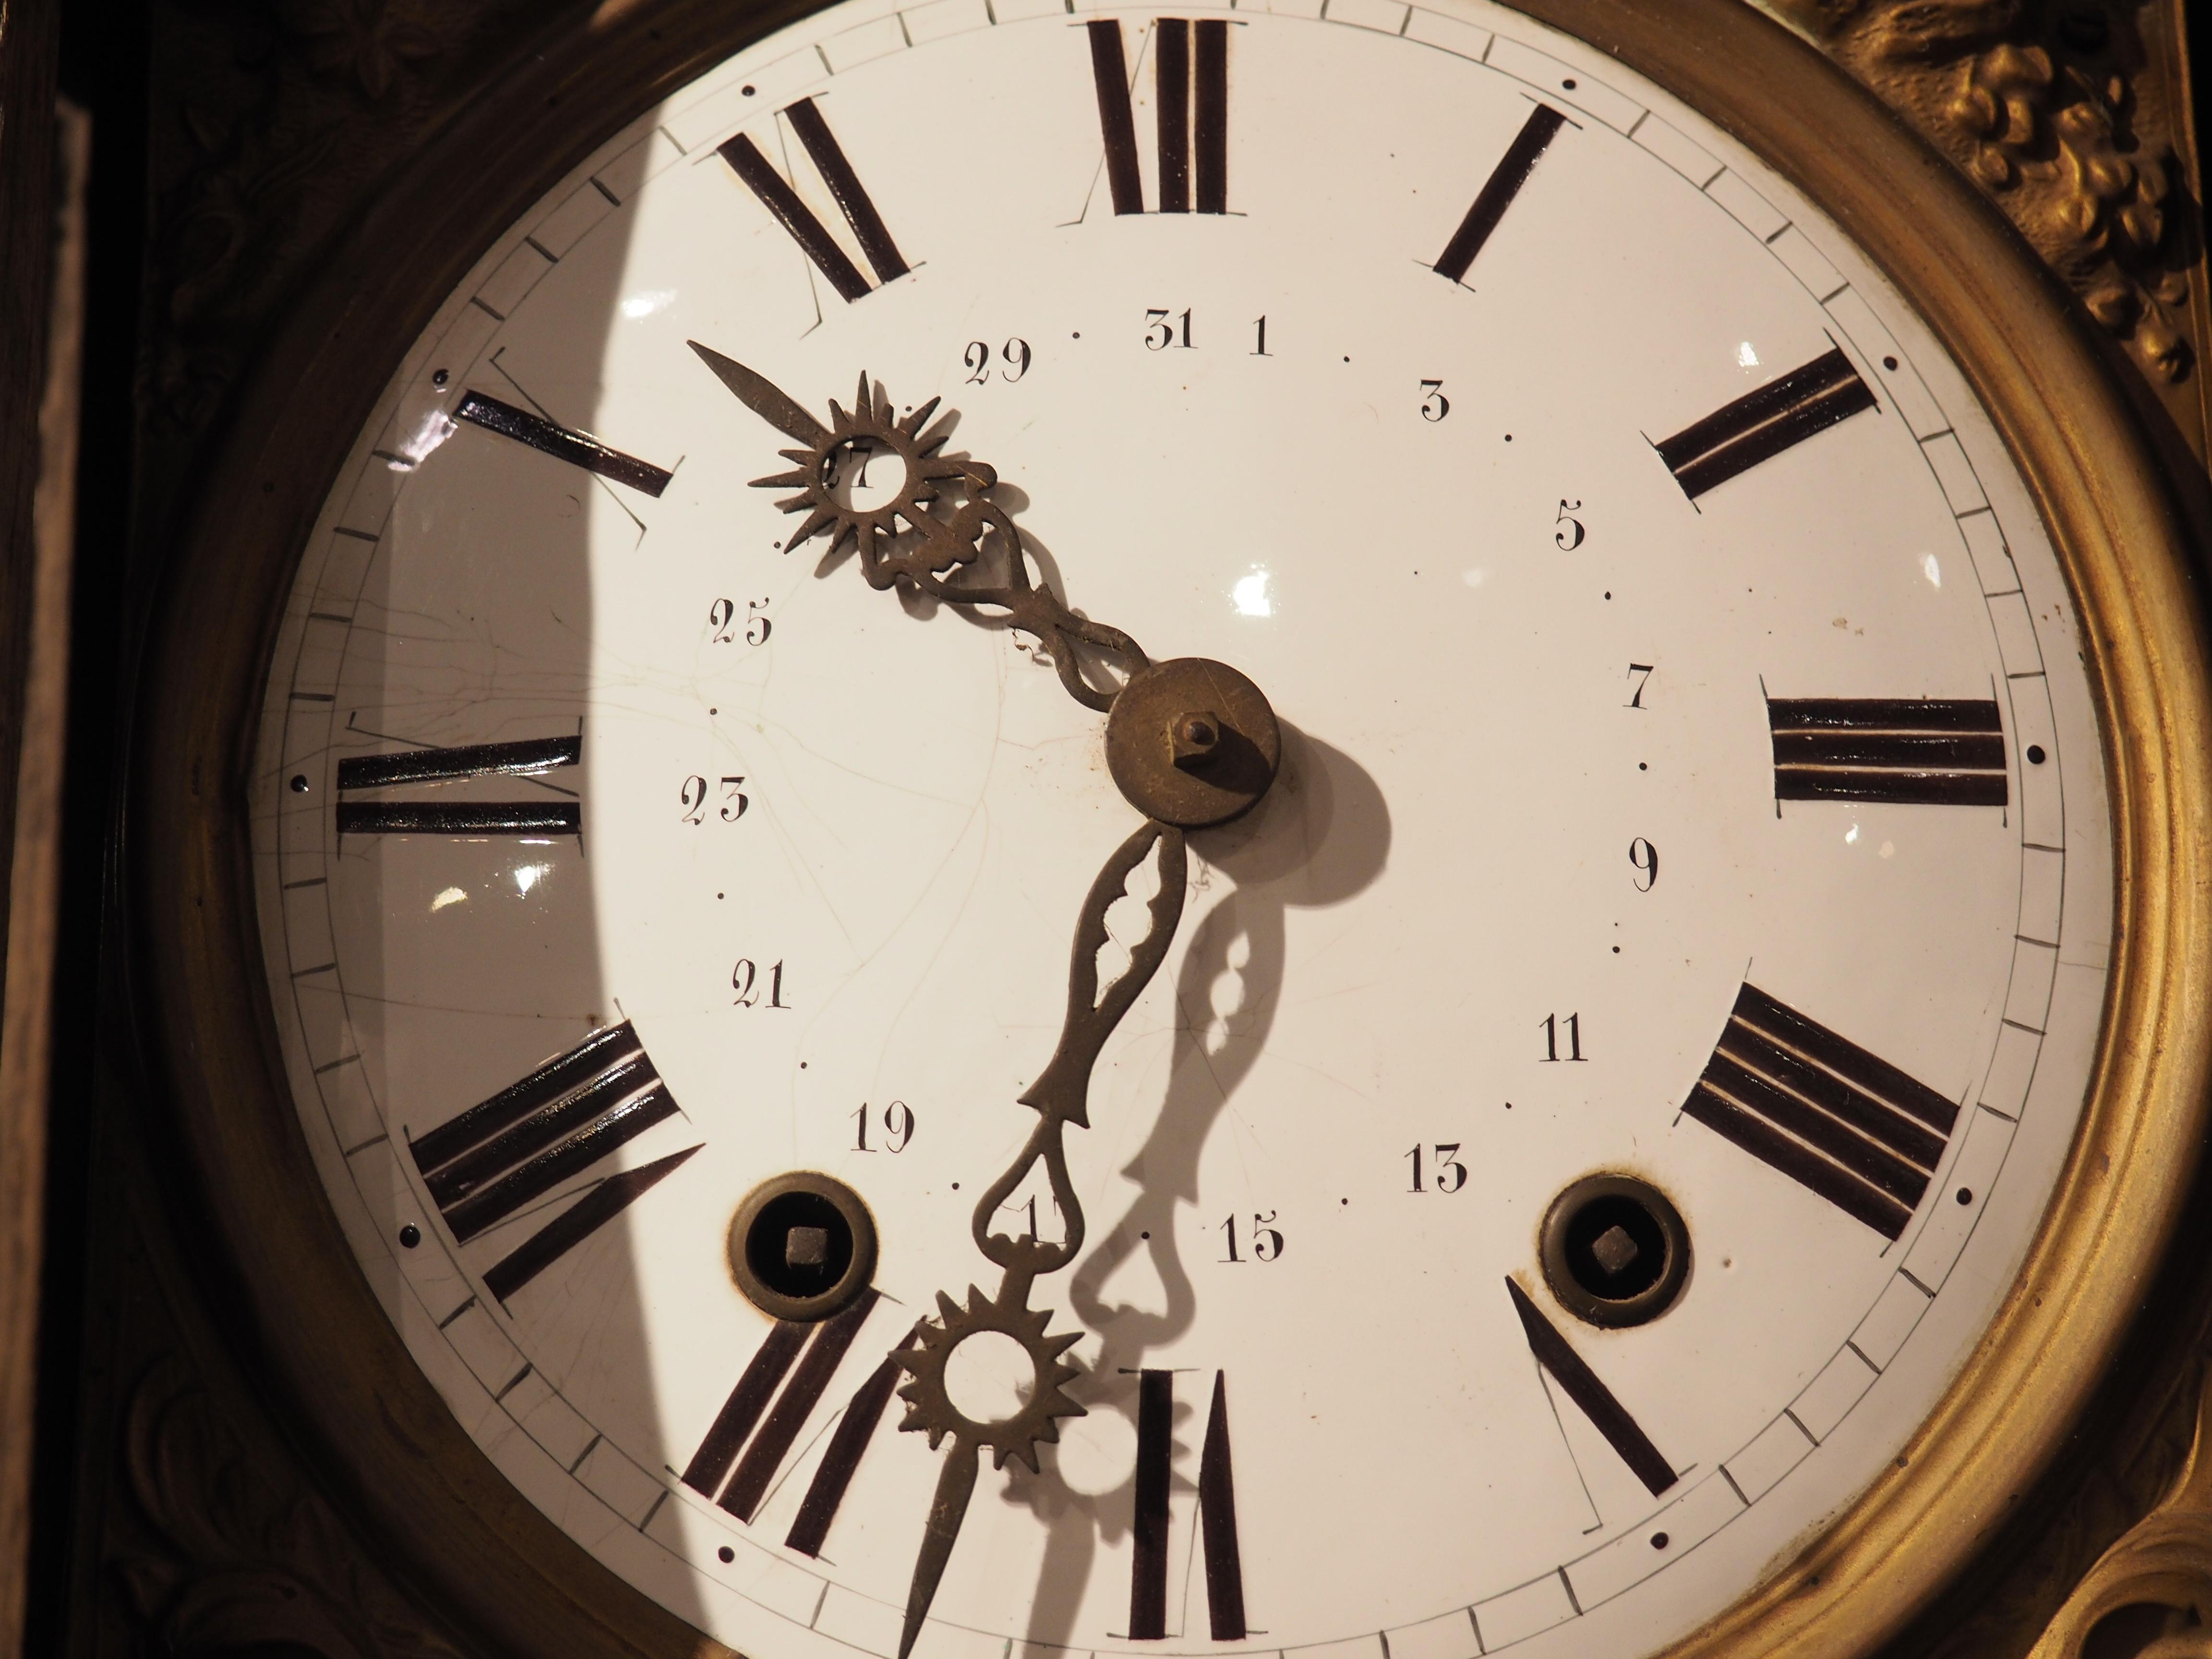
[247,4,2115,1659]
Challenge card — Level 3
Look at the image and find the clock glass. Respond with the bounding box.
[247,3,2113,1657]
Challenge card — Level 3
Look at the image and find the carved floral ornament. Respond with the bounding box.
[1771,0,2196,384]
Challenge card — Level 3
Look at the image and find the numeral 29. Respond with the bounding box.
[963,337,1032,384]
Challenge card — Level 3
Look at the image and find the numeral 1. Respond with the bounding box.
[1128,1370,1246,1640]
[1507,1278,1677,1497]
[408,1022,697,1300]
[1683,982,1958,1239]
[1540,1011,1585,1062]
[1087,19,1228,216]
[1654,346,1877,499]
[1768,697,2008,806]
[336,733,580,837]
[720,97,910,304]
[452,392,673,496]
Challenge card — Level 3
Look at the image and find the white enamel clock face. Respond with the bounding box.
[249,3,2113,1658]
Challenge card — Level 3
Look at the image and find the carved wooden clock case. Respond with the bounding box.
[29,2,2212,1659]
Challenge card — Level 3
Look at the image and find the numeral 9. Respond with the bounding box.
[1630,837,1659,891]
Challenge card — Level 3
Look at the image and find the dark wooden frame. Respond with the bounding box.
[128,2,2210,1657]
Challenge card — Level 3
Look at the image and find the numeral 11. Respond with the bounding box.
[1540,1011,1586,1062]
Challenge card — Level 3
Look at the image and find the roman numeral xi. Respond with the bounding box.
[1656,346,1877,499]
[410,1022,700,1302]
[1769,697,2008,807]
[1088,19,1228,216]
[720,98,911,304]
[336,733,579,837]
[1683,982,1959,1240]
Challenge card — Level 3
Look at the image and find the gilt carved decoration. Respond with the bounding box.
[1765,0,2208,460]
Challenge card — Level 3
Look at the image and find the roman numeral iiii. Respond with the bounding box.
[409,1022,697,1301]
[1683,982,1959,1239]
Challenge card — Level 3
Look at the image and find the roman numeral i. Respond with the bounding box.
[721,98,911,304]
[1683,982,1959,1239]
[336,733,580,837]
[1087,19,1228,216]
[410,1022,699,1301]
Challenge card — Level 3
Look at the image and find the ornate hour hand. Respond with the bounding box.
[888,819,1189,1659]
[690,345,1286,1657]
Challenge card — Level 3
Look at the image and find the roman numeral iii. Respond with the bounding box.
[721,97,910,303]
[1087,19,1228,216]
[408,1022,697,1301]
[1656,346,1877,499]
[1768,697,2008,806]
[1683,982,1959,1239]
[336,733,580,837]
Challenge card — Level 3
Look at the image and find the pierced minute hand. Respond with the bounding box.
[889,819,1189,1659]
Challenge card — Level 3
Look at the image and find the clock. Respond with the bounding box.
[129,2,2212,1659]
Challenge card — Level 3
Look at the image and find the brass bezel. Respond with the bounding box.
[126,2,2211,1658]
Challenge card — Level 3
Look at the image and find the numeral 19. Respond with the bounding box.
[1540,1012,1586,1062]
[1219,1210,1283,1262]
[852,1099,914,1152]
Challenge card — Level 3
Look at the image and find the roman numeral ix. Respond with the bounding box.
[335,733,580,837]
[1683,982,1959,1240]
[409,1022,698,1302]
[1432,104,1567,284]
[454,392,672,496]
[1769,697,2008,806]
[1088,19,1228,216]
[1507,1278,1677,1498]
[1655,346,1877,499]
[684,1293,901,1547]
[1130,1369,1246,1641]
[721,98,910,304]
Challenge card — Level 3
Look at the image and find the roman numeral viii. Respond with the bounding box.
[409,1022,699,1301]
[1087,19,1228,216]
[336,733,580,837]
[1683,982,1959,1239]
[1129,1369,1246,1641]
[720,98,910,304]
[684,1294,904,1551]
[1769,697,2008,806]
[1656,346,1877,499]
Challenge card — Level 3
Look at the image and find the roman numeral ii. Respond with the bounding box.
[1087,19,1228,216]
[720,98,910,303]
[1656,346,1877,499]
[336,733,580,837]
[409,1022,698,1301]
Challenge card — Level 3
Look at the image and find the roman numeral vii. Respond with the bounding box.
[409,1022,698,1301]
